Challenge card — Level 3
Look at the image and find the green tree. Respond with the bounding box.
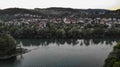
[0,33,17,56]
[56,28,66,38]
[113,61,120,67]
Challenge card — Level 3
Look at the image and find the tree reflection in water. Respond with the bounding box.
[17,38,119,47]
[0,56,23,67]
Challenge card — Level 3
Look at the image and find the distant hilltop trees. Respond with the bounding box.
[0,7,120,18]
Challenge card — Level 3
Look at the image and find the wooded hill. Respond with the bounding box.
[0,7,120,18]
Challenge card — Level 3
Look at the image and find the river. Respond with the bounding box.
[0,39,119,67]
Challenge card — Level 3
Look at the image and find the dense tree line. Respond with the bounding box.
[1,22,120,39]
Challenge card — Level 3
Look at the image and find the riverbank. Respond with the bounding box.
[104,42,120,67]
[0,48,30,60]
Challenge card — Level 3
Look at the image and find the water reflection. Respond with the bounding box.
[0,56,23,67]
[17,39,119,47]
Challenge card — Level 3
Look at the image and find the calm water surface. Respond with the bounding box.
[0,39,119,67]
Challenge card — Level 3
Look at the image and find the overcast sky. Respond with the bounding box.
[0,0,120,10]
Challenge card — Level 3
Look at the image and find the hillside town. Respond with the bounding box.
[2,13,120,29]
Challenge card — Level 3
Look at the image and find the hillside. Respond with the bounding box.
[0,7,119,18]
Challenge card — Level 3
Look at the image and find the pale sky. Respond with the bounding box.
[0,0,120,10]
